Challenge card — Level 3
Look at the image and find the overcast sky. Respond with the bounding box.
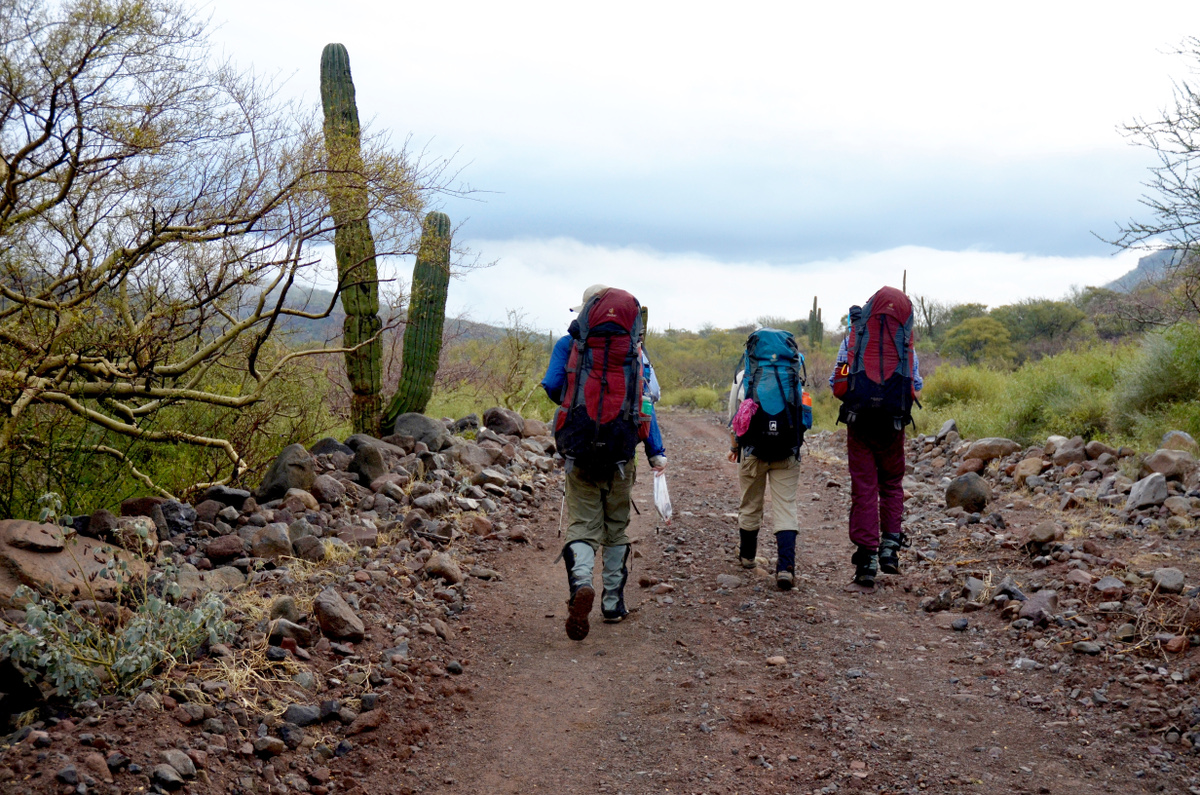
[207,0,1200,330]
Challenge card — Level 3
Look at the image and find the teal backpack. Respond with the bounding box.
[736,328,810,461]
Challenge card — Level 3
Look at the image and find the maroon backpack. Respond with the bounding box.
[837,286,918,430]
[553,289,648,478]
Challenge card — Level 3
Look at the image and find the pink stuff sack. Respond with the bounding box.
[732,398,758,437]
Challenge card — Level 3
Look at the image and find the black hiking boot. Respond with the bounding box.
[878,531,911,575]
[851,546,878,589]
[566,585,594,641]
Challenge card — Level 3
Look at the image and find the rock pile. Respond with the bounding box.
[0,407,562,793]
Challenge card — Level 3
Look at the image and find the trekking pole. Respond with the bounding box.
[557,493,565,538]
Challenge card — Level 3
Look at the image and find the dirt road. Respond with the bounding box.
[392,411,1188,794]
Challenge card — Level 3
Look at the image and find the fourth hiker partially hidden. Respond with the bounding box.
[831,287,922,591]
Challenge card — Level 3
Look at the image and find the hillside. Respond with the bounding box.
[1107,248,1183,292]
[273,286,507,345]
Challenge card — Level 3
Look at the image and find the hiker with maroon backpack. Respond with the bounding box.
[542,285,666,641]
[830,287,922,591]
[727,327,813,590]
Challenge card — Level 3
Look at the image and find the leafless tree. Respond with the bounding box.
[0,0,456,495]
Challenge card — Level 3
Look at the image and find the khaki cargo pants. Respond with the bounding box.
[564,465,635,549]
[737,453,799,534]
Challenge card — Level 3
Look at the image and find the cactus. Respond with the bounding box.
[321,43,382,435]
[808,297,824,347]
[382,212,452,424]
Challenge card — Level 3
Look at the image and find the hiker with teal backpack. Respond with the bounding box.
[830,287,922,591]
[727,327,813,590]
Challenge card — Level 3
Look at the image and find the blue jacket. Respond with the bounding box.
[541,333,666,459]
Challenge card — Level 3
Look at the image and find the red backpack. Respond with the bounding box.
[836,286,919,430]
[553,289,649,478]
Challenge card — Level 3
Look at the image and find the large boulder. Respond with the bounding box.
[309,437,353,456]
[945,473,991,513]
[1161,430,1199,455]
[312,588,365,642]
[349,444,387,485]
[114,516,158,552]
[174,564,246,600]
[1127,472,1169,510]
[250,524,293,560]
[201,485,251,509]
[257,444,315,502]
[344,434,407,456]
[456,442,495,473]
[0,521,147,608]
[483,407,526,437]
[450,414,479,435]
[1084,440,1117,460]
[159,501,197,536]
[523,418,551,438]
[936,419,958,442]
[1013,457,1044,485]
[1139,448,1197,481]
[1050,436,1087,467]
[964,437,1020,462]
[205,535,246,563]
[309,475,346,506]
[391,413,451,452]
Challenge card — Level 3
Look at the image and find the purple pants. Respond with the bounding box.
[847,423,906,551]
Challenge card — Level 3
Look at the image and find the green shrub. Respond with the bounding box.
[916,344,1133,444]
[1,587,235,704]
[1111,323,1200,443]
[661,387,721,410]
[920,367,1006,410]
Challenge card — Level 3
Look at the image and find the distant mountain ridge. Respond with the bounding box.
[1106,249,1184,292]
[269,286,508,345]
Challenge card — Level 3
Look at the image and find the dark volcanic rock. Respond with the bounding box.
[945,473,991,513]
[392,413,451,452]
[483,406,526,437]
[202,485,251,509]
[349,444,387,485]
[257,444,315,502]
[310,437,354,456]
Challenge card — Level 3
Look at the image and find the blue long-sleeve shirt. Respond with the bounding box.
[828,338,923,391]
[541,333,666,459]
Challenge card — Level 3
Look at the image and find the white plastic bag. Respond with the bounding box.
[653,470,673,522]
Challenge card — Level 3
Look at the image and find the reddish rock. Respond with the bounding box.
[205,535,246,562]
[3,520,65,552]
[955,458,986,476]
[1164,635,1190,654]
[346,709,388,735]
[0,522,146,608]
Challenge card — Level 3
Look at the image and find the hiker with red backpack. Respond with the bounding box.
[830,287,923,591]
[542,284,667,641]
[727,327,813,590]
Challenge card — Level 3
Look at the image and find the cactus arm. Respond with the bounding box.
[382,212,452,424]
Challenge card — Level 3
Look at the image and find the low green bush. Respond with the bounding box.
[916,344,1133,444]
[1,586,234,704]
[661,387,722,411]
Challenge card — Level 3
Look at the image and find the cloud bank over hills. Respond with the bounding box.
[445,238,1142,332]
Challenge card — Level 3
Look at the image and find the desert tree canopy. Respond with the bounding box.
[0,0,452,498]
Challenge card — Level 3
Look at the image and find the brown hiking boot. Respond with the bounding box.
[566,585,594,641]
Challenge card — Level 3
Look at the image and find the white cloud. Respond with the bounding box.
[446,237,1143,332]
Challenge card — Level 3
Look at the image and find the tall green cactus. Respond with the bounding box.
[808,297,824,347]
[321,43,382,435]
[382,212,452,424]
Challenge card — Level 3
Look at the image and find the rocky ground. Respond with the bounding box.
[1,409,1198,794]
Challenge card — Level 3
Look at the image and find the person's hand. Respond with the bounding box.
[727,448,738,464]
[649,455,667,473]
